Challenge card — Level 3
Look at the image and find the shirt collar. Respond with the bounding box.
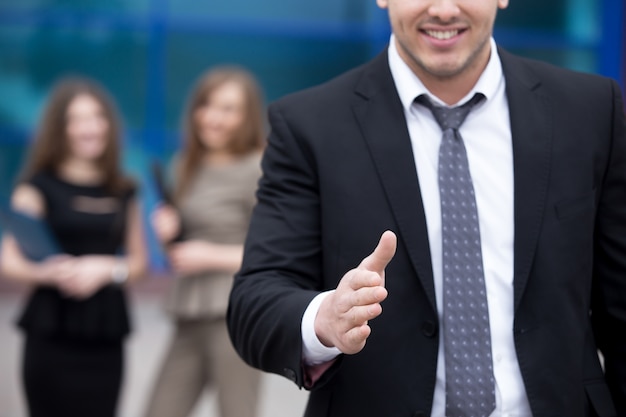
[387,34,504,110]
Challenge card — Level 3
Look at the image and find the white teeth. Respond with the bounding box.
[425,30,459,40]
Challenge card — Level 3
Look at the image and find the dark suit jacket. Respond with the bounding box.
[227,47,626,417]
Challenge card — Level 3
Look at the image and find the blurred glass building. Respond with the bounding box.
[0,0,624,268]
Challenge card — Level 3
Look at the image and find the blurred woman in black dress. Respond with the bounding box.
[0,77,147,417]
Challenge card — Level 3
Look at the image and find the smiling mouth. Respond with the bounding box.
[423,29,463,40]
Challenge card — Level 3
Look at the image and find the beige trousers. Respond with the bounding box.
[143,317,261,417]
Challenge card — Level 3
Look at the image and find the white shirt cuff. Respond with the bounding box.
[301,290,342,365]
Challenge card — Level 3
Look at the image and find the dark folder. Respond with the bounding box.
[150,161,184,244]
[151,161,175,206]
[0,204,61,261]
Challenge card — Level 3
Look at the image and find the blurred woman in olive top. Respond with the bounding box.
[0,77,147,417]
[144,67,264,417]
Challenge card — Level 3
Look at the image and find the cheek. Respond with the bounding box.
[226,107,247,129]
[66,121,81,139]
[194,109,206,128]
[97,119,110,136]
[226,114,245,133]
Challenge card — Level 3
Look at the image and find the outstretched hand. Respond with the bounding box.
[314,230,397,354]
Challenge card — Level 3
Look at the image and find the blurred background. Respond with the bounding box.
[0,0,624,416]
[0,1,624,269]
[0,2,624,256]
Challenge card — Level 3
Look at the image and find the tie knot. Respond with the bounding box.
[415,93,484,131]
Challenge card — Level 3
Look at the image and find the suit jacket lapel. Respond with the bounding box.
[352,52,438,313]
[499,49,553,311]
[350,49,553,314]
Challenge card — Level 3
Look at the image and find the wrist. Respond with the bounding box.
[110,261,129,285]
[303,291,341,365]
[314,294,336,349]
[34,263,57,285]
[33,265,50,285]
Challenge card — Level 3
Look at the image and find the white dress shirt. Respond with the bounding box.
[302,36,533,417]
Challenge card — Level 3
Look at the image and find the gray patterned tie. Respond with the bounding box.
[416,93,495,417]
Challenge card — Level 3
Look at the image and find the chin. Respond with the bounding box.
[421,60,468,79]
[76,149,106,161]
[202,140,230,151]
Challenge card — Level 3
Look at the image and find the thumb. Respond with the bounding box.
[359,230,397,274]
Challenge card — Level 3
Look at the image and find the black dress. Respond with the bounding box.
[17,171,135,417]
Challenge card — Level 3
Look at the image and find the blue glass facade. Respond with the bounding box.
[0,0,623,267]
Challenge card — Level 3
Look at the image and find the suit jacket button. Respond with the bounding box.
[421,321,437,338]
[283,368,297,382]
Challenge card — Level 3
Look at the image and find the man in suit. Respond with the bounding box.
[227,0,626,416]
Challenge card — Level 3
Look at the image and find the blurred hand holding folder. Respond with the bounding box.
[0,203,61,261]
[151,160,184,244]
[151,161,175,206]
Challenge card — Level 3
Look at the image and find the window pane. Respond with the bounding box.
[507,48,598,73]
[164,31,370,130]
[168,0,371,23]
[0,0,150,14]
[0,24,149,131]
[496,0,599,39]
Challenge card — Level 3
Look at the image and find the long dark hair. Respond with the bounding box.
[20,76,133,195]
[175,66,265,200]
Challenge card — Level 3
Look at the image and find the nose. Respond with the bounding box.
[76,115,105,136]
[427,0,461,22]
